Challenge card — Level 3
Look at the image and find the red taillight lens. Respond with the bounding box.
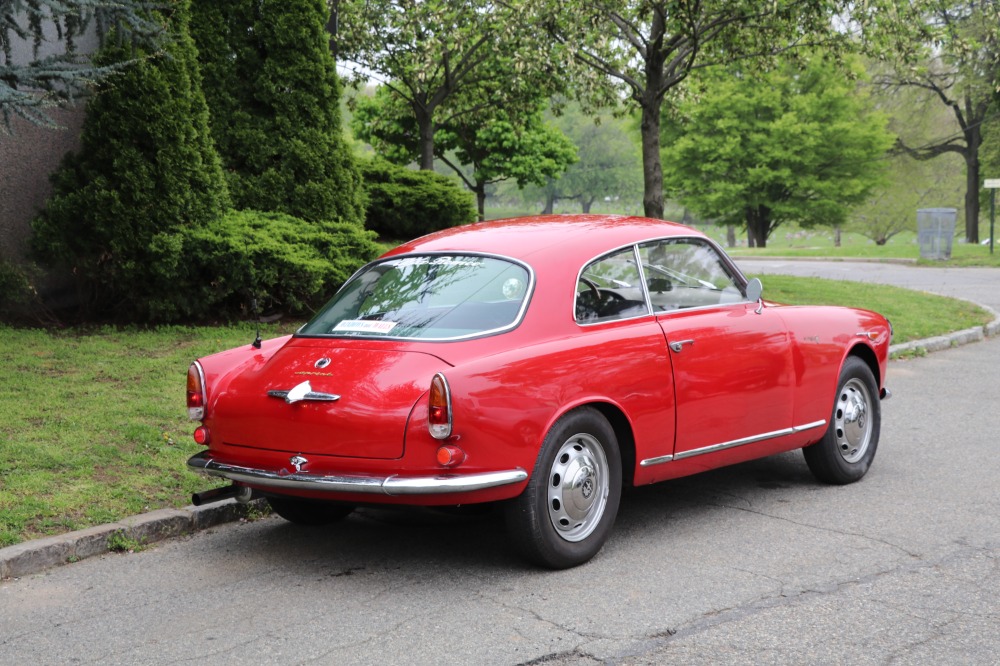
[428,373,452,440]
[193,426,210,445]
[187,362,206,421]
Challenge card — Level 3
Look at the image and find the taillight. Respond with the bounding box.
[428,373,452,440]
[187,362,207,421]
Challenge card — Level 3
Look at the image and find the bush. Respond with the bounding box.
[184,210,381,318]
[0,261,34,320]
[360,158,476,239]
[30,0,230,322]
[191,0,365,226]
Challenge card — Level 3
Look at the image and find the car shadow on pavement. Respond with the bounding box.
[230,450,824,571]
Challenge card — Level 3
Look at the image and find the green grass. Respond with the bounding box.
[0,322,300,547]
[0,277,994,547]
[755,275,993,343]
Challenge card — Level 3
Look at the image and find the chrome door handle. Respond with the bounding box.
[669,339,695,353]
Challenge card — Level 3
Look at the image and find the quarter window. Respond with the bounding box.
[576,247,650,323]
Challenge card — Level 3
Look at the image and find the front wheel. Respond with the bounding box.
[803,356,880,485]
[267,496,355,526]
[505,407,622,569]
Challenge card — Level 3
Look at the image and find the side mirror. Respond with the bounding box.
[745,277,764,314]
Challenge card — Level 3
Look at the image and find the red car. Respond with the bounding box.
[187,215,891,568]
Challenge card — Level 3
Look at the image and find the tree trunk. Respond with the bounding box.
[964,130,981,244]
[581,196,595,214]
[639,97,665,220]
[834,226,842,247]
[414,105,435,171]
[745,206,770,248]
[726,225,736,248]
[541,188,555,214]
[474,182,486,221]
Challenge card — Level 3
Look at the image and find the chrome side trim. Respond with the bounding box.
[639,454,674,467]
[187,452,527,496]
[638,420,827,467]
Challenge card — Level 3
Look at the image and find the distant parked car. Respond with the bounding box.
[186,215,891,568]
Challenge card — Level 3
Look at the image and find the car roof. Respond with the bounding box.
[383,214,707,265]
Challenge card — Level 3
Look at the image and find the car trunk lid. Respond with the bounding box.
[210,341,449,460]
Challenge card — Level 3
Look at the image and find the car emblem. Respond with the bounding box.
[315,357,332,369]
[289,455,308,473]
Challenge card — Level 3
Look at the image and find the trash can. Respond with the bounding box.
[917,208,957,260]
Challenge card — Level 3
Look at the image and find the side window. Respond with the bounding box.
[637,239,744,311]
[576,247,651,324]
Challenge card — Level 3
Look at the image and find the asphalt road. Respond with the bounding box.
[2,261,999,665]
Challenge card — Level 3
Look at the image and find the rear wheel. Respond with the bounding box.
[505,407,622,569]
[267,496,355,526]
[803,356,880,485]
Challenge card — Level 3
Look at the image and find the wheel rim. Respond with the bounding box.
[834,378,873,464]
[547,433,609,543]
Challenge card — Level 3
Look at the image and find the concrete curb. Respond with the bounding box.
[889,303,1000,358]
[0,498,265,580]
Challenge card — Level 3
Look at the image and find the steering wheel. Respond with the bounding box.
[579,277,601,301]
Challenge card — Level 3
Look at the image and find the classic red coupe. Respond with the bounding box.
[186,215,891,568]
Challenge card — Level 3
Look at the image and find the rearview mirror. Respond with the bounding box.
[745,277,763,303]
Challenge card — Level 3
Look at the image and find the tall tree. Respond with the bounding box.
[191,0,364,226]
[0,0,161,133]
[876,1,999,244]
[534,0,854,220]
[661,54,893,247]
[30,0,230,320]
[336,0,555,171]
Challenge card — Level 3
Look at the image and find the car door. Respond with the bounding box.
[638,239,795,460]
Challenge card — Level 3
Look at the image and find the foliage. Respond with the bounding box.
[353,84,576,220]
[876,1,1000,244]
[661,54,894,248]
[537,103,642,214]
[29,0,230,322]
[0,0,163,132]
[853,75,966,246]
[359,158,476,239]
[184,209,380,317]
[190,0,364,226]
[532,0,876,220]
[0,260,33,316]
[338,0,558,171]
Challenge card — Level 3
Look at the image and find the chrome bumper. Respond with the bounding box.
[187,451,528,496]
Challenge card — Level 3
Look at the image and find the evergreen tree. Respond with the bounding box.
[30,0,230,321]
[190,0,364,226]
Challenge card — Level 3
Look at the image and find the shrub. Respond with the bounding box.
[184,210,381,318]
[30,0,230,322]
[190,0,365,226]
[0,261,33,319]
[360,158,476,239]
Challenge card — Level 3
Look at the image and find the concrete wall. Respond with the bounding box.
[0,17,96,266]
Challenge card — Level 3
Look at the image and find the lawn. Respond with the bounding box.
[0,279,993,547]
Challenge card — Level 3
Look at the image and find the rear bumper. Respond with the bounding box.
[187,451,528,496]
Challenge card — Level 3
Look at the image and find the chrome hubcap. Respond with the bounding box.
[547,433,609,542]
[834,378,873,463]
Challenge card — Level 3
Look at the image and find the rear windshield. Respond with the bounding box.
[298,254,532,340]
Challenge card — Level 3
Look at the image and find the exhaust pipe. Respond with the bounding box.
[192,484,255,506]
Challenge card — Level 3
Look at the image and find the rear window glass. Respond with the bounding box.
[298,254,532,340]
